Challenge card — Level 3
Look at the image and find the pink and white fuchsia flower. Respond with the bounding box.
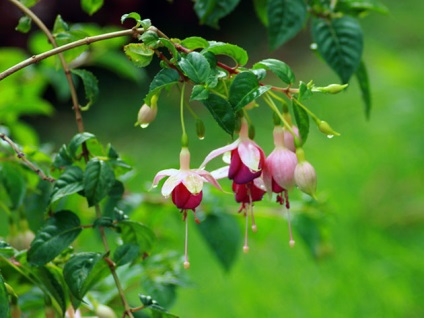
[152,147,222,269]
[263,125,298,247]
[263,125,298,207]
[200,118,265,184]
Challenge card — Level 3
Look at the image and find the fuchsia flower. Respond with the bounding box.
[201,118,265,184]
[263,126,298,208]
[263,125,298,247]
[152,147,222,268]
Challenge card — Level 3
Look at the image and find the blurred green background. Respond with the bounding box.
[8,0,424,317]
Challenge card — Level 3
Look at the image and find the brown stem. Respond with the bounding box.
[95,205,134,318]
[0,28,144,81]
[0,133,55,182]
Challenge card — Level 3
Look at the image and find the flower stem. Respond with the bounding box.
[180,83,188,147]
[292,98,320,124]
[95,205,134,318]
[263,93,297,136]
[0,133,55,182]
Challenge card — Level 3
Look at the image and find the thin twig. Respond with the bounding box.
[0,27,144,81]
[7,0,86,133]
[95,206,134,318]
[0,133,55,182]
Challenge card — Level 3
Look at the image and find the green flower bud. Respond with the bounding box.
[315,84,348,94]
[95,304,117,318]
[318,120,340,137]
[195,118,205,140]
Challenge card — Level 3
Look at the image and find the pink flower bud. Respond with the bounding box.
[137,103,157,128]
[294,161,317,198]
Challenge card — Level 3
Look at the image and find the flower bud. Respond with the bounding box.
[137,103,157,128]
[315,84,348,94]
[7,229,35,250]
[294,161,317,198]
[195,118,205,140]
[95,304,117,318]
[318,120,340,137]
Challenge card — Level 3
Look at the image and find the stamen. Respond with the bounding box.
[247,187,257,232]
[287,209,295,248]
[184,211,190,269]
[243,207,249,253]
[284,189,290,209]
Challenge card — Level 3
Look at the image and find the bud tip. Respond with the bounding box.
[183,261,190,269]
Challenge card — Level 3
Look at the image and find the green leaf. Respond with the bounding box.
[0,162,26,209]
[180,36,210,50]
[118,220,155,255]
[93,216,114,228]
[178,52,211,84]
[0,274,10,318]
[144,68,180,105]
[32,265,68,315]
[197,211,241,271]
[336,0,389,15]
[53,16,89,62]
[16,15,32,33]
[84,158,115,206]
[51,166,84,203]
[0,242,16,258]
[53,144,74,168]
[194,0,241,28]
[355,60,371,119]
[52,15,69,33]
[19,0,39,7]
[141,30,160,48]
[253,0,268,26]
[139,295,179,318]
[202,94,236,135]
[113,243,139,266]
[312,16,363,83]
[63,252,109,303]
[202,41,248,66]
[298,80,313,101]
[253,58,295,84]
[124,43,154,68]
[71,69,99,109]
[292,98,309,144]
[190,85,209,101]
[158,39,179,62]
[81,0,103,15]
[27,210,82,266]
[267,0,307,49]
[293,211,329,259]
[121,12,142,27]
[229,71,271,112]
[68,132,96,159]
